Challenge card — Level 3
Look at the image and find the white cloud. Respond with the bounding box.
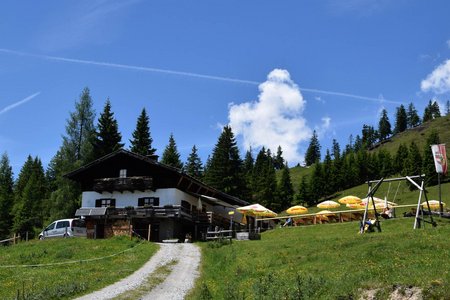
[315,117,332,139]
[421,59,450,94]
[228,69,311,165]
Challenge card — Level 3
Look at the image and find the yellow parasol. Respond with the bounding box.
[361,197,397,207]
[422,200,446,210]
[338,195,361,204]
[236,203,277,218]
[286,205,308,215]
[317,200,340,209]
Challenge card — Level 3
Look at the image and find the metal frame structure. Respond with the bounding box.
[361,174,436,233]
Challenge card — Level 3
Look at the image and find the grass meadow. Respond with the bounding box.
[189,217,450,299]
[0,236,158,299]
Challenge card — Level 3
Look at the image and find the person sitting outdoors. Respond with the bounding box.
[283,217,293,227]
[381,206,393,219]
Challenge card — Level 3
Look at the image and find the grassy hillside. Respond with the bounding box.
[372,116,450,155]
[189,217,450,299]
[0,236,158,299]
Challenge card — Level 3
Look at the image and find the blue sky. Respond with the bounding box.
[1,0,450,176]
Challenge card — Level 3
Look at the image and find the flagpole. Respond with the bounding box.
[438,172,443,215]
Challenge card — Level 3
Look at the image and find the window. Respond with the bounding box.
[56,221,70,229]
[119,169,127,178]
[95,198,116,208]
[138,197,159,207]
[46,222,56,231]
[181,200,191,211]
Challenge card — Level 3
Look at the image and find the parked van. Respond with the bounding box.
[39,218,86,240]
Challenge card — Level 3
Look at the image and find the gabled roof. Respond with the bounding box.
[65,149,248,207]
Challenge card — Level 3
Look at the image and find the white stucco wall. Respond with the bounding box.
[81,188,213,211]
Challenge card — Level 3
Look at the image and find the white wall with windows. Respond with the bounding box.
[81,188,212,211]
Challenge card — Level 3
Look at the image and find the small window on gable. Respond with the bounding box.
[95,198,116,208]
[138,197,160,207]
[119,169,127,178]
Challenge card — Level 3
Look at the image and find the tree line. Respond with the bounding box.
[0,89,448,240]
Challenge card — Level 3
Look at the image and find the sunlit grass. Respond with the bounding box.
[189,217,450,299]
[0,236,158,299]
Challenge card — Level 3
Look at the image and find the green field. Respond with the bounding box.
[189,217,450,299]
[0,236,158,299]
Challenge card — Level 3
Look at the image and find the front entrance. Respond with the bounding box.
[133,219,160,242]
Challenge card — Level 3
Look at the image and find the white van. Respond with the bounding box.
[39,218,86,240]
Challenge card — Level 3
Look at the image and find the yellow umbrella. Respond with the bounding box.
[236,203,277,218]
[338,195,361,204]
[286,205,308,215]
[361,197,397,207]
[422,200,446,210]
[346,202,385,210]
[317,200,340,209]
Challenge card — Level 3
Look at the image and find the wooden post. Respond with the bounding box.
[26,231,28,242]
[13,233,16,245]
[148,224,151,241]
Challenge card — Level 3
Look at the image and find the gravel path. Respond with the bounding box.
[75,243,201,300]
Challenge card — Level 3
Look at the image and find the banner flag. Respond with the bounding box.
[431,144,448,175]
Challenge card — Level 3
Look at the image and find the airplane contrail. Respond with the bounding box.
[0,48,402,104]
[0,92,41,115]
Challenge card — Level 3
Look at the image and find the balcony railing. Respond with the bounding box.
[93,176,152,193]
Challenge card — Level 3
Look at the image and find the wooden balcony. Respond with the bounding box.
[93,176,152,193]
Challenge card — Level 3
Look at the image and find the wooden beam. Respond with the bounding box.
[177,176,184,188]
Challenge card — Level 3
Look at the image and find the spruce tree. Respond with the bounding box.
[242,149,255,201]
[423,100,433,122]
[130,108,156,156]
[0,153,14,239]
[274,146,285,170]
[322,150,334,196]
[332,139,341,160]
[305,130,321,166]
[446,100,450,116]
[422,130,441,186]
[13,156,48,238]
[377,149,393,178]
[378,109,392,141]
[394,144,409,175]
[407,102,421,128]
[251,147,277,208]
[361,125,377,149]
[404,141,422,182]
[203,126,244,198]
[276,163,294,211]
[296,176,311,206]
[185,145,203,179]
[394,105,407,134]
[93,99,124,159]
[161,133,183,169]
[431,101,441,118]
[309,161,325,204]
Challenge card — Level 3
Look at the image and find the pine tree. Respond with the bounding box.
[130,108,156,156]
[322,150,334,196]
[422,130,441,186]
[393,105,407,134]
[404,141,422,183]
[273,146,285,170]
[13,157,48,237]
[431,101,441,118]
[446,100,450,116]
[0,153,14,239]
[377,149,394,178]
[361,125,377,149]
[407,102,421,128]
[185,145,203,179]
[203,126,244,198]
[242,149,254,201]
[276,163,294,211]
[378,109,392,141]
[251,147,277,208]
[394,144,409,175]
[305,130,321,166]
[93,99,124,159]
[161,133,183,169]
[332,139,341,160]
[309,161,325,204]
[296,176,310,206]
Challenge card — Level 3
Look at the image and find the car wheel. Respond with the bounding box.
[39,235,44,240]
[63,233,69,238]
